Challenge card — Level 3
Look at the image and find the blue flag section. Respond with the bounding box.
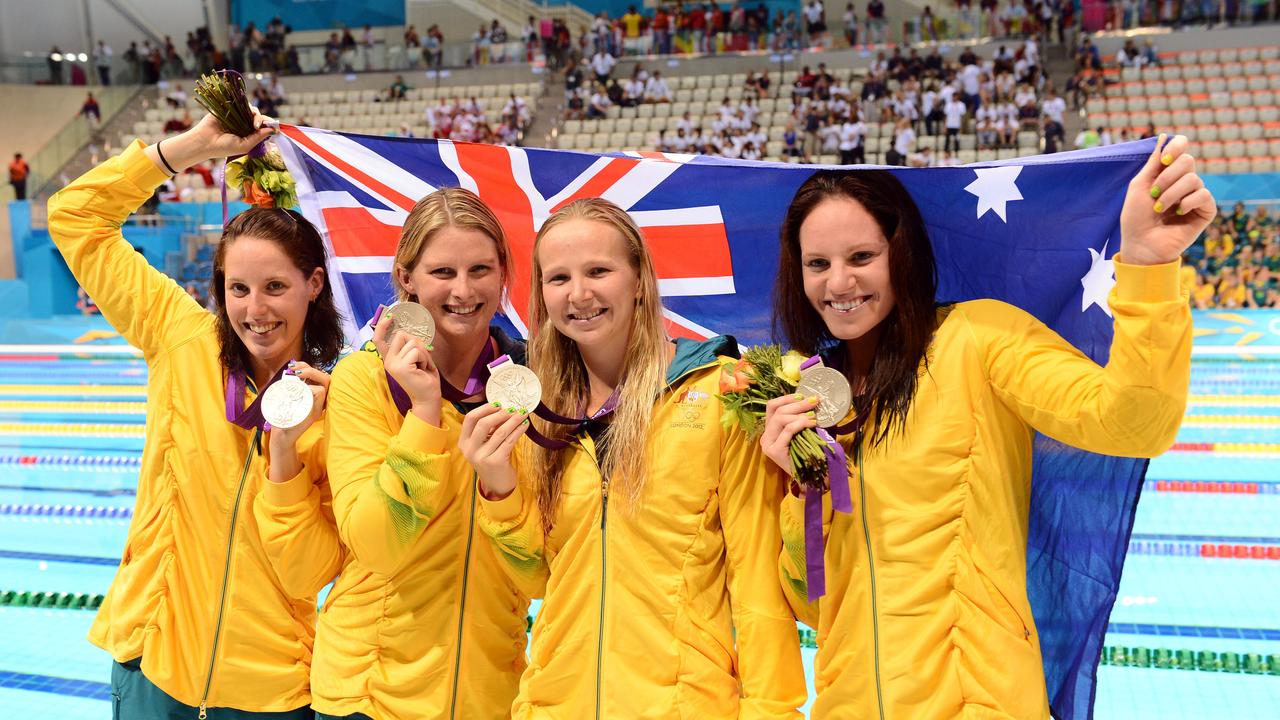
[276,128,1161,720]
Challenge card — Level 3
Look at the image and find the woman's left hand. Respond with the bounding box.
[1119,134,1217,266]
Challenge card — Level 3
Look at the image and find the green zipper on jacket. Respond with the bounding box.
[198,427,261,720]
[448,474,480,720]
[855,445,886,720]
[595,476,610,720]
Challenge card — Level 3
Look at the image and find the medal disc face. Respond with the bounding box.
[795,365,853,428]
[486,363,543,413]
[261,374,314,430]
[385,302,436,347]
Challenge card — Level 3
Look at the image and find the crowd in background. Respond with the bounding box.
[1189,203,1280,308]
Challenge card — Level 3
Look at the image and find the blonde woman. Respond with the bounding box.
[257,188,532,720]
[459,199,806,718]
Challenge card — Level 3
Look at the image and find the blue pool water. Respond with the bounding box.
[0,348,1276,718]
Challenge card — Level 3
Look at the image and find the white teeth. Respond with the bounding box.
[830,297,868,312]
[571,308,605,321]
[248,323,279,334]
[447,304,479,314]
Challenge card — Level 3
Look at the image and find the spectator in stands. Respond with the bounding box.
[591,47,616,85]
[323,32,341,72]
[622,71,645,107]
[645,71,672,103]
[1073,126,1100,149]
[8,153,29,201]
[386,74,409,101]
[781,121,800,159]
[94,40,113,85]
[1115,38,1144,68]
[425,26,444,69]
[842,3,859,46]
[838,113,865,164]
[166,84,188,109]
[943,93,966,153]
[1041,114,1064,153]
[888,118,914,165]
[566,87,586,119]
[80,92,102,125]
[588,84,612,119]
[866,0,887,43]
[164,110,194,134]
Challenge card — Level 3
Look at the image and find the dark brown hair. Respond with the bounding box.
[211,208,343,376]
[774,169,938,446]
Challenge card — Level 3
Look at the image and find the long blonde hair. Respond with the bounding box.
[523,199,668,533]
[393,187,511,301]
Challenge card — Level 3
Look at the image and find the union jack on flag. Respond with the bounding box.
[276,127,1162,720]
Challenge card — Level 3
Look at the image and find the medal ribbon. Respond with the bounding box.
[797,354,870,600]
[490,354,621,450]
[225,363,290,432]
[385,337,497,416]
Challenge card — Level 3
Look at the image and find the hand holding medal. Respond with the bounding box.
[719,346,864,600]
[373,303,441,426]
[719,346,858,493]
[262,361,326,453]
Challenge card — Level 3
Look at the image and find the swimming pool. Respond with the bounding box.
[0,345,1276,718]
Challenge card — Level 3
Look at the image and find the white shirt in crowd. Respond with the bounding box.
[838,120,865,150]
[894,126,916,156]
[944,98,967,129]
[590,51,616,77]
[1042,95,1066,124]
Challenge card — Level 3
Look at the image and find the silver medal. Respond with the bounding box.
[385,302,436,347]
[261,374,314,430]
[795,365,852,428]
[486,362,543,413]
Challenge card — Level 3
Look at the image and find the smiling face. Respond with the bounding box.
[536,218,641,356]
[396,225,504,346]
[222,235,323,378]
[798,197,896,346]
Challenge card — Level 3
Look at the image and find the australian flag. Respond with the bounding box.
[276,126,1161,720]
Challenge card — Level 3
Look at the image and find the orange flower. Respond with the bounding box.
[242,180,275,208]
[718,358,754,394]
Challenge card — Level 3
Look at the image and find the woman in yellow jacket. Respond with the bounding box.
[47,114,345,718]
[460,198,807,719]
[255,188,532,720]
[761,135,1210,718]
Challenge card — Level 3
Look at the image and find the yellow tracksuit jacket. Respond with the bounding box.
[47,141,333,711]
[479,336,808,719]
[779,260,1192,719]
[268,346,530,719]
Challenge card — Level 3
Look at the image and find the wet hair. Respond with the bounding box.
[773,169,938,446]
[211,208,343,376]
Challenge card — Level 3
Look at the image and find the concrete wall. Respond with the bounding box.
[0,0,208,67]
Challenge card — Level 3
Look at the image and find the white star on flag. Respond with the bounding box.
[1080,239,1116,317]
[964,166,1024,222]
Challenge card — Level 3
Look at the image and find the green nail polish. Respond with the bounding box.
[1150,185,1161,198]
[491,401,501,408]
[1176,206,1187,216]
[1153,201,1164,213]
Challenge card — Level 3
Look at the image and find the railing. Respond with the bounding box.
[26,85,143,197]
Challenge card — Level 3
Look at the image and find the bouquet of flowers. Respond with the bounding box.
[718,344,837,493]
[193,70,297,209]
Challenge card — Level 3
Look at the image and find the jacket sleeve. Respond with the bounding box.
[777,490,829,629]
[46,141,208,357]
[253,428,345,598]
[720,419,807,719]
[969,258,1191,458]
[326,354,463,576]
[476,472,549,600]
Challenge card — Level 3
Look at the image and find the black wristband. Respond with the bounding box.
[155,139,179,176]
